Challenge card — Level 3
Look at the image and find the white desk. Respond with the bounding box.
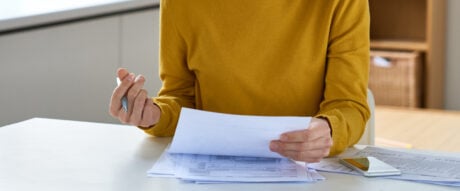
[0,118,456,191]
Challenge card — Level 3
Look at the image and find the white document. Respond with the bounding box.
[308,146,460,187]
[148,108,318,183]
[168,108,311,158]
[148,148,325,183]
[351,147,460,180]
[173,153,323,183]
[147,145,176,178]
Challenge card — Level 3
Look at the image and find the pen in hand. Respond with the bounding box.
[116,77,128,112]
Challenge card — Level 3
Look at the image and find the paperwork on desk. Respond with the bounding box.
[168,108,313,158]
[308,146,460,187]
[149,147,325,183]
[147,108,325,183]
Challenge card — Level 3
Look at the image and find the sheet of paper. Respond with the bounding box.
[148,148,325,183]
[168,108,311,158]
[351,147,460,180]
[308,146,460,187]
[175,154,316,183]
[147,145,176,178]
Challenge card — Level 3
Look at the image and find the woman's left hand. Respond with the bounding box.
[269,117,333,163]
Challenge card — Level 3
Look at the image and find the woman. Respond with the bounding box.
[110,0,370,162]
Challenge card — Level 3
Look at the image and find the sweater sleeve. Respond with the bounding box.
[315,0,371,156]
[142,0,195,137]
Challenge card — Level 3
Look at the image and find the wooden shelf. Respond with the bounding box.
[370,40,428,51]
[369,0,446,108]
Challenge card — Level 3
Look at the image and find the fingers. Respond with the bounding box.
[109,69,159,127]
[276,148,331,163]
[139,99,161,128]
[117,68,129,79]
[269,137,332,161]
[130,94,160,128]
[130,89,147,124]
[269,117,333,162]
[126,75,145,113]
[121,75,145,124]
[271,137,333,152]
[114,68,135,111]
[279,118,331,143]
[109,73,135,117]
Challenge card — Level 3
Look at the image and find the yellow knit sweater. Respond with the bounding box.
[145,0,371,156]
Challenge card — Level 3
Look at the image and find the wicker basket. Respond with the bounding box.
[369,50,422,107]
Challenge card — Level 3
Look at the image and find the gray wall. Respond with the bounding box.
[445,0,460,110]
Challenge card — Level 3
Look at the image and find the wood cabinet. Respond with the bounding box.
[369,0,446,108]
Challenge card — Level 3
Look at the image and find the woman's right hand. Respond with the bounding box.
[109,68,161,128]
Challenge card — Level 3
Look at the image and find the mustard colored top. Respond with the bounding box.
[145,0,371,156]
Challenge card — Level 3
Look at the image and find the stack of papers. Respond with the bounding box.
[308,146,460,187]
[147,108,325,183]
[148,148,324,183]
